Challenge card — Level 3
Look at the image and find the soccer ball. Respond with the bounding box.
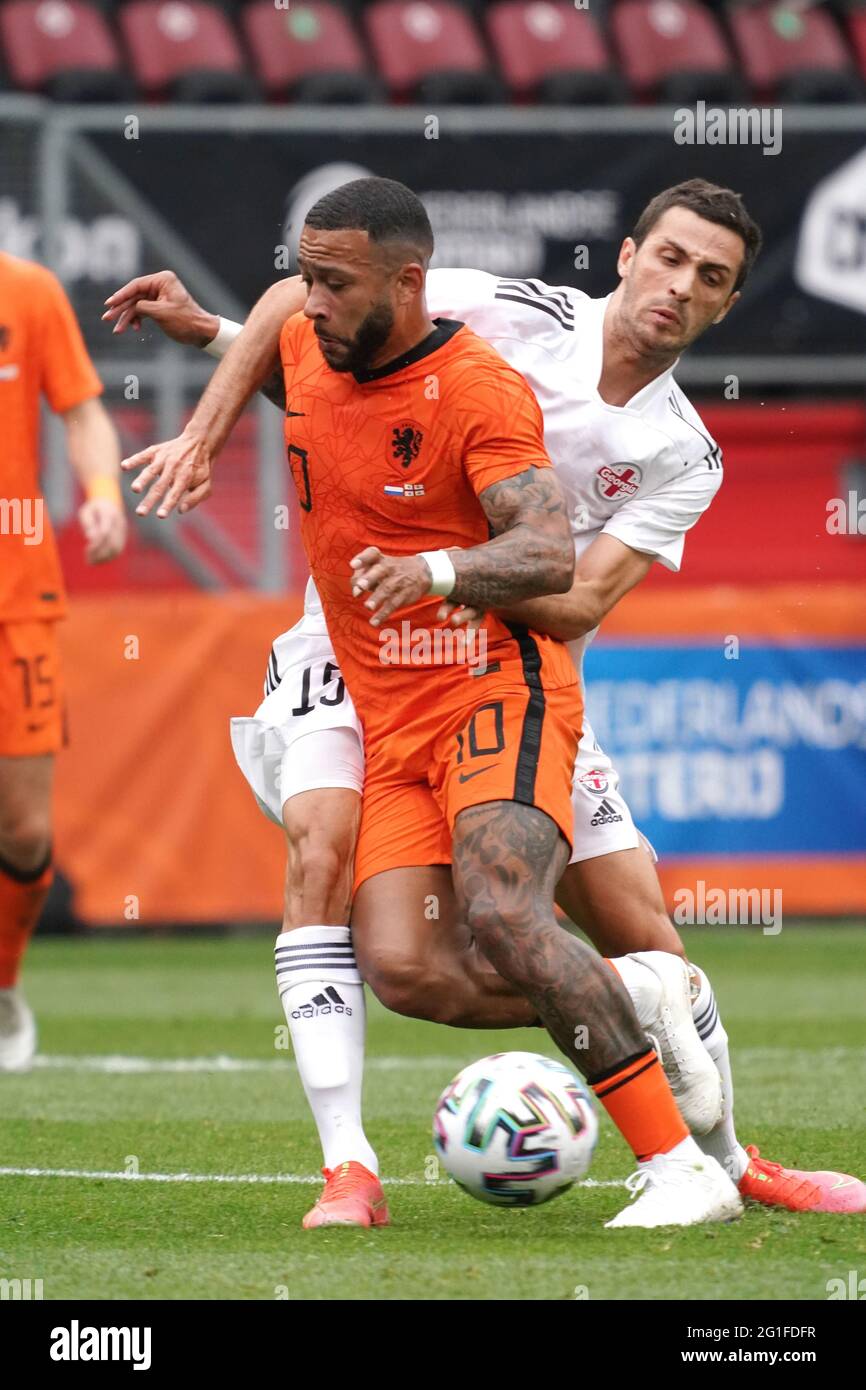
[433,1051,598,1207]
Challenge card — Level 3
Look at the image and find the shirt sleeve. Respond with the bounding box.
[37,269,103,413]
[601,465,723,572]
[454,357,553,498]
[426,267,501,329]
[427,267,585,357]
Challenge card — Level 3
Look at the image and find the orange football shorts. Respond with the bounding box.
[353,672,583,892]
[0,621,67,757]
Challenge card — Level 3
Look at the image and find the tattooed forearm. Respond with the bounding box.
[448,468,574,609]
[451,800,647,1076]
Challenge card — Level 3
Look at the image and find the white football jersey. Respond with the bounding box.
[426,267,723,568]
[303,268,723,663]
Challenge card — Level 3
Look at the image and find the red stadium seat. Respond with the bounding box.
[611,0,739,104]
[487,1,625,103]
[727,2,862,102]
[242,1,380,103]
[0,0,131,100]
[365,0,503,102]
[118,0,258,102]
[849,8,866,83]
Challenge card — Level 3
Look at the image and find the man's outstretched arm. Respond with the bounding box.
[495,533,654,641]
[103,269,222,344]
[104,270,301,411]
[119,276,306,517]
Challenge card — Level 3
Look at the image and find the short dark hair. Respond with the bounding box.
[632,179,762,292]
[304,176,434,267]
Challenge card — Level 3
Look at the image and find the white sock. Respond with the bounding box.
[274,926,377,1175]
[640,1134,705,1167]
[689,964,750,1182]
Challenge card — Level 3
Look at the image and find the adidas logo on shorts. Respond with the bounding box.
[291,986,352,1019]
[590,798,624,827]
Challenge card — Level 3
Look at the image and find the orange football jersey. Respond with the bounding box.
[0,252,103,621]
[280,312,577,739]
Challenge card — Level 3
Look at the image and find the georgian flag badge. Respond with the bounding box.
[596,464,642,501]
[579,768,610,796]
[384,483,425,498]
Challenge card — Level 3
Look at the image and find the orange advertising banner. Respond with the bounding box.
[55,593,302,925]
[53,588,865,924]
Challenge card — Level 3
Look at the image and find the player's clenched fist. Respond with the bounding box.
[122,430,214,518]
[350,547,436,626]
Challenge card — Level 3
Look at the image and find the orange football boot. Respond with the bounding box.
[739,1146,866,1214]
[302,1161,390,1229]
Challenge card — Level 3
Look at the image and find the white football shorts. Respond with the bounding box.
[568,722,657,865]
[230,609,655,863]
[229,605,365,827]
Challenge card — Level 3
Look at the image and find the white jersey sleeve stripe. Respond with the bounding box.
[493,289,575,331]
[495,277,576,318]
[668,391,723,470]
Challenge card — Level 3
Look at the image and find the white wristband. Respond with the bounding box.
[203,316,243,359]
[418,549,457,598]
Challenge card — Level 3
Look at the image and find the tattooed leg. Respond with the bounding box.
[451,800,647,1075]
[351,866,538,1029]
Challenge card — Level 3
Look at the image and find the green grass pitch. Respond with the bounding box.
[0,924,864,1301]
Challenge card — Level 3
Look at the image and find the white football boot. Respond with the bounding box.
[0,988,37,1072]
[606,1152,743,1229]
[616,951,723,1135]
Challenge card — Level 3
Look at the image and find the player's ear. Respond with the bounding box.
[616,237,636,281]
[712,289,740,324]
[397,261,426,303]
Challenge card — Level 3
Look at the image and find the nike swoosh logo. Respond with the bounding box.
[458,765,498,783]
[831,1177,857,1191]
[285,410,305,418]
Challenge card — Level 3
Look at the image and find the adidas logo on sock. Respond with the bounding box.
[291,986,352,1020]
[590,798,624,827]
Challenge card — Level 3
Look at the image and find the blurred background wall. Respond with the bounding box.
[1,22,864,924]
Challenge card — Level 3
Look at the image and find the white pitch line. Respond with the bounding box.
[30,1054,459,1075]
[28,1045,865,1076]
[0,1166,625,1189]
